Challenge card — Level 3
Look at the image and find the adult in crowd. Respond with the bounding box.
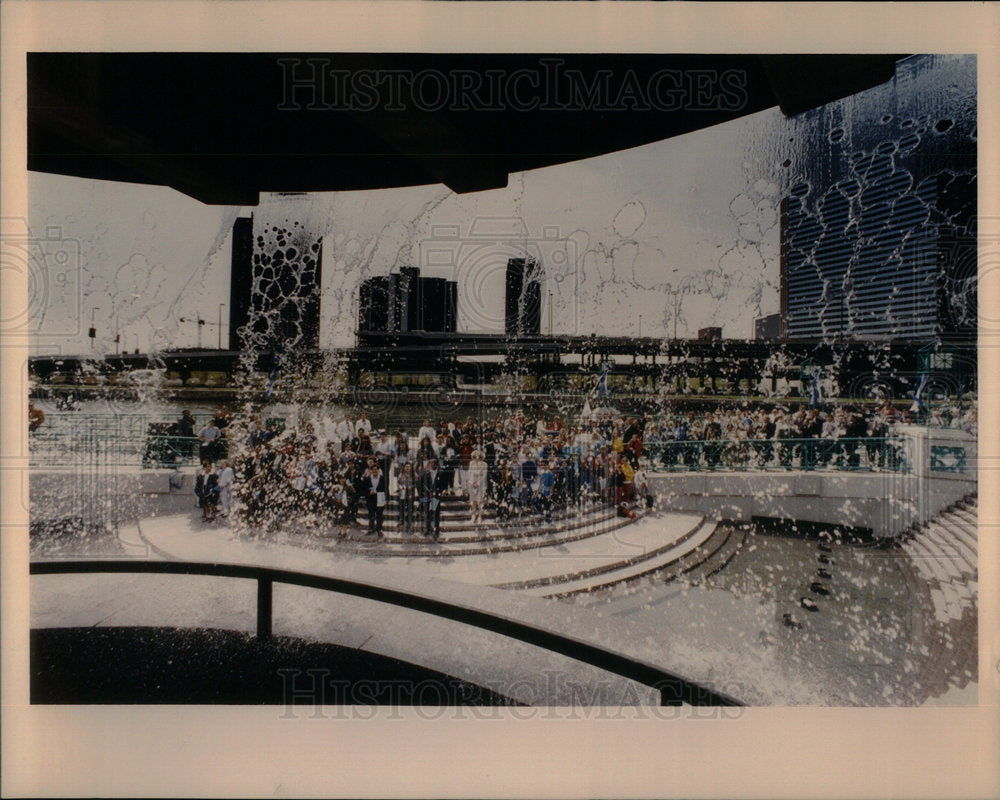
[396,461,416,533]
[419,458,446,540]
[536,460,555,524]
[198,418,223,464]
[194,460,219,522]
[418,418,437,445]
[355,411,372,438]
[363,458,387,538]
[216,459,235,517]
[336,414,355,452]
[467,449,488,524]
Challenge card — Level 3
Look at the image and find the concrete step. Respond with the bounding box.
[350,506,617,539]
[500,514,706,591]
[903,537,973,586]
[355,499,611,529]
[673,524,747,585]
[543,523,743,614]
[921,521,977,575]
[939,515,978,547]
[520,519,720,598]
[908,531,975,578]
[315,510,635,557]
[949,507,978,527]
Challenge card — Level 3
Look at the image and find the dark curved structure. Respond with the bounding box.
[28,53,900,205]
[31,559,743,706]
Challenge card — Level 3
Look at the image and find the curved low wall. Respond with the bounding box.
[28,426,977,540]
[649,426,977,538]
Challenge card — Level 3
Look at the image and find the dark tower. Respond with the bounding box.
[398,266,420,332]
[420,277,450,332]
[358,266,457,334]
[299,240,322,349]
[228,214,254,350]
[359,276,391,332]
[246,224,323,352]
[505,257,541,336]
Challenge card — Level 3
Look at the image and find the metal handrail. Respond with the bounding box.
[642,436,910,473]
[29,559,742,707]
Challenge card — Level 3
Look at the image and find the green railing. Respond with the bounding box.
[28,425,908,475]
[141,435,227,467]
[642,437,909,473]
[29,433,219,468]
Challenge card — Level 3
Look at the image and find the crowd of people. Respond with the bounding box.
[181,398,977,536]
[190,409,653,538]
[643,401,976,470]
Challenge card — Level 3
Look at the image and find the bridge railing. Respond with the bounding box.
[642,436,910,473]
[30,559,742,707]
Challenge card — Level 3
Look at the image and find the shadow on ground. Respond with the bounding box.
[31,627,520,705]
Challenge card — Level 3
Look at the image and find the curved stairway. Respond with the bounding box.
[343,495,630,556]
[896,494,978,699]
[229,493,727,597]
[898,494,978,621]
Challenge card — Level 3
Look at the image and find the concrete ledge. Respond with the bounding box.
[649,469,974,537]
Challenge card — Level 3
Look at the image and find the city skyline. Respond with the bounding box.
[27,94,784,356]
[26,55,975,359]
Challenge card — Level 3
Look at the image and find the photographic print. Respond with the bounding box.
[3,3,998,798]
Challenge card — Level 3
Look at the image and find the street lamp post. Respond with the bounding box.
[89,307,100,351]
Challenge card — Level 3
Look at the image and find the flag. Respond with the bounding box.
[912,373,929,409]
[595,365,610,401]
[810,369,821,408]
[265,355,282,398]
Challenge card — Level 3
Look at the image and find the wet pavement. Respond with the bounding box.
[576,526,977,705]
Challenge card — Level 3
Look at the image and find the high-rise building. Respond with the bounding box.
[358,267,457,334]
[398,266,420,332]
[228,215,254,350]
[359,275,392,332]
[505,257,542,336]
[781,170,975,341]
[754,313,784,340]
[775,55,976,344]
[245,223,323,351]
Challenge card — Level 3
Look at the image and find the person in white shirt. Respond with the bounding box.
[216,459,235,517]
[467,450,488,523]
[374,430,396,479]
[336,415,355,451]
[631,466,649,509]
[322,413,339,448]
[198,420,222,463]
[417,419,437,444]
[536,417,548,437]
[355,412,372,437]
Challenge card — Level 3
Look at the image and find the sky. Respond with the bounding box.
[27,100,784,356]
[26,54,976,356]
